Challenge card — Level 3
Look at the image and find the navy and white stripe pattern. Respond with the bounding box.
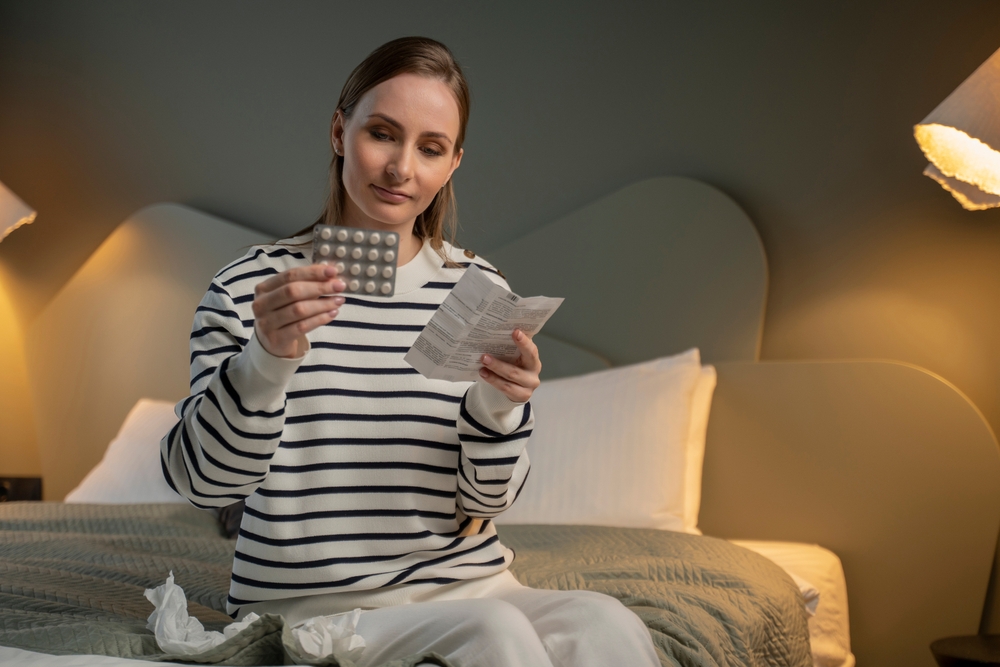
[160,238,533,615]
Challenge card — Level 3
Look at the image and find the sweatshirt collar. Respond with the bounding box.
[394,239,444,294]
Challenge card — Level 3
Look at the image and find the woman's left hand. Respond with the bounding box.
[479,329,542,403]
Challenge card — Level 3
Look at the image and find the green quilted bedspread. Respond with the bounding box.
[0,502,810,666]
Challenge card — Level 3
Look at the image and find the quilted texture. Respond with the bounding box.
[0,503,810,667]
[500,524,812,667]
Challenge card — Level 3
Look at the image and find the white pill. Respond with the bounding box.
[319,227,333,240]
[336,229,348,242]
[351,247,363,259]
[365,265,377,277]
[334,262,345,274]
[318,243,331,256]
[317,259,330,265]
[382,266,394,278]
[380,282,392,294]
[367,248,379,261]
[352,230,365,243]
[364,281,376,293]
[348,279,360,291]
[334,245,347,258]
[369,232,381,244]
[383,250,395,262]
[385,235,397,247]
[349,264,361,275]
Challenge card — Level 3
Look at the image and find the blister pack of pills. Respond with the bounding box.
[312,224,399,297]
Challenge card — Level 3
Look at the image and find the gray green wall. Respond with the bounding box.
[2,1,1000,460]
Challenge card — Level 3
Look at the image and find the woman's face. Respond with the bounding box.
[333,73,463,234]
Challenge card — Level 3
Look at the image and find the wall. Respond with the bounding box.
[0,262,37,476]
[1,1,1000,463]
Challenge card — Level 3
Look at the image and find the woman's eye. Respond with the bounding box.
[370,130,392,141]
[421,146,444,157]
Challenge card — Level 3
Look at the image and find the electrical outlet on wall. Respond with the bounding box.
[0,477,42,501]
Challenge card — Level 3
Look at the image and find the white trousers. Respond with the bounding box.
[351,585,660,667]
[244,571,660,667]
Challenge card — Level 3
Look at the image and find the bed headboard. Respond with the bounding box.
[704,359,1000,667]
[26,176,768,501]
[23,178,1000,667]
[24,204,270,503]
[486,177,768,367]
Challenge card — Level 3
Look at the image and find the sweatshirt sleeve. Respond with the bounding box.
[452,259,535,518]
[456,381,533,518]
[160,279,305,509]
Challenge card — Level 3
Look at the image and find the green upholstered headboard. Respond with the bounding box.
[485,176,768,370]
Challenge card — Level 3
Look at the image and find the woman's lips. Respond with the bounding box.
[371,184,411,203]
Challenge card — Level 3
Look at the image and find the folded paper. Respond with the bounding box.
[404,263,564,382]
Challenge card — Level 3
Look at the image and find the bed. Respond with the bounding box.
[4,177,999,667]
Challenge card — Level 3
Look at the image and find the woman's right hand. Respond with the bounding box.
[252,264,346,359]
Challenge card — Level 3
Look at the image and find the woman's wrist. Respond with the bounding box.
[244,332,309,387]
[465,380,529,435]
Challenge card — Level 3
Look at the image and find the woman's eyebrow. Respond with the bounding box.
[367,113,454,145]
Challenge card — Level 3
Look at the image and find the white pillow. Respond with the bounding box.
[683,365,717,534]
[65,398,186,504]
[495,348,706,531]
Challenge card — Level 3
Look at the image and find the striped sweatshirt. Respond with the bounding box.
[160,235,533,616]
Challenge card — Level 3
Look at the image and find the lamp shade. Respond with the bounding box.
[914,46,1000,210]
[0,180,36,240]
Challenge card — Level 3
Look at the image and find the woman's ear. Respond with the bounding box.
[331,110,346,156]
[447,147,464,182]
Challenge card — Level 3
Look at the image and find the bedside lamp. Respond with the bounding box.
[0,180,36,241]
[918,46,1000,667]
[914,46,1000,210]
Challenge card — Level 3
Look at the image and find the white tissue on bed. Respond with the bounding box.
[788,571,820,616]
[144,571,259,654]
[291,609,366,662]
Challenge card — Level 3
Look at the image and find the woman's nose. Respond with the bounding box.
[386,145,416,181]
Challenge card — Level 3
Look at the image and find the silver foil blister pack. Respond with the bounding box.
[312,224,399,297]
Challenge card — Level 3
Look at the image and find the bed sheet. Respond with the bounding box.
[0,645,223,666]
[0,646,440,666]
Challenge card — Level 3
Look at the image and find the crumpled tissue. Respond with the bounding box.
[144,571,259,654]
[144,572,367,663]
[789,571,821,616]
[289,609,366,663]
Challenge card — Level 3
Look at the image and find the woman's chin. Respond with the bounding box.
[359,204,418,230]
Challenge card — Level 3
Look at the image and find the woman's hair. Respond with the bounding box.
[285,36,470,266]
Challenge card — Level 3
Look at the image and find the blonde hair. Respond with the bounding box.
[286,37,470,266]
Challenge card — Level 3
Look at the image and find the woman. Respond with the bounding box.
[161,36,660,667]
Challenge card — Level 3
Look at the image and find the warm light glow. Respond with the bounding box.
[0,180,37,241]
[0,262,41,476]
[923,162,1000,211]
[915,124,1000,206]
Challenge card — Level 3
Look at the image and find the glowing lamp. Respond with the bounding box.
[0,180,36,241]
[914,46,1000,210]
